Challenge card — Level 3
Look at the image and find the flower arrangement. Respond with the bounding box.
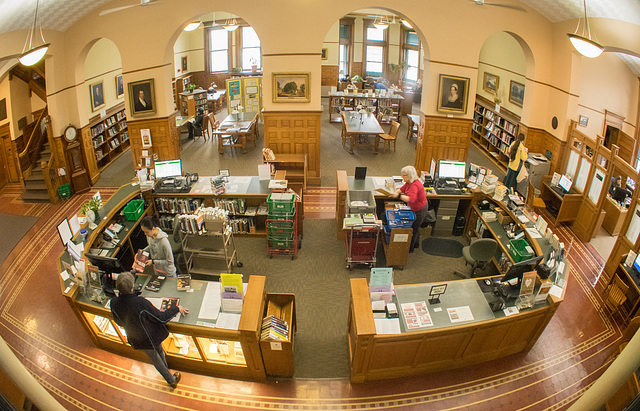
[80,197,103,217]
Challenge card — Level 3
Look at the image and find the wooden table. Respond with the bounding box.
[342,111,384,154]
[603,196,628,235]
[207,90,226,113]
[214,111,258,154]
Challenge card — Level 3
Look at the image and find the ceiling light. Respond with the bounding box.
[567,0,604,58]
[373,15,388,30]
[224,17,238,31]
[401,20,413,29]
[184,21,201,31]
[19,0,49,66]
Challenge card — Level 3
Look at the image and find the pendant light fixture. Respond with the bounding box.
[224,16,239,31]
[184,21,201,31]
[19,0,50,66]
[373,15,388,30]
[567,0,604,58]
[401,20,413,29]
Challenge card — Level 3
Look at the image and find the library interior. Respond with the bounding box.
[1,0,640,410]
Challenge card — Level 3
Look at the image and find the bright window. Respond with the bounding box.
[241,27,261,70]
[339,44,349,79]
[404,49,419,82]
[209,28,228,73]
[366,45,383,77]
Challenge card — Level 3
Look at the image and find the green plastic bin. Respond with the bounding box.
[123,199,145,221]
[57,184,71,200]
[508,238,534,263]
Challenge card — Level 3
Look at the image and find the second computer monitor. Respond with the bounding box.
[438,160,466,180]
[155,159,182,179]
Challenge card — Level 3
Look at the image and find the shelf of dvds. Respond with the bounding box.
[471,95,520,171]
[81,102,130,183]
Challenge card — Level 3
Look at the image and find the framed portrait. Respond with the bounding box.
[483,72,499,94]
[128,78,156,116]
[181,56,188,72]
[509,80,525,107]
[90,81,105,112]
[0,98,6,121]
[579,115,589,127]
[436,74,469,114]
[272,72,311,103]
[321,48,327,60]
[115,74,124,99]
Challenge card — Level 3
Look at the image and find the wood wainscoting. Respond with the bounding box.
[128,113,180,168]
[415,115,472,172]
[263,111,322,186]
[525,127,567,177]
[322,66,339,87]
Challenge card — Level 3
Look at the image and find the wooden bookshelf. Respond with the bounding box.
[263,153,307,196]
[80,102,129,183]
[327,93,403,124]
[179,89,208,117]
[259,293,296,377]
[471,95,520,170]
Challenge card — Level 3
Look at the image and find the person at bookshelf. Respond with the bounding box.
[187,108,204,140]
[503,133,528,192]
[442,83,462,109]
[110,272,188,389]
[139,216,176,277]
[390,165,429,253]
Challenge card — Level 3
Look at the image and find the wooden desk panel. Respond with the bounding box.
[540,181,582,224]
[603,197,628,236]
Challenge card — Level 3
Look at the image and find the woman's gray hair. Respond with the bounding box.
[401,165,420,183]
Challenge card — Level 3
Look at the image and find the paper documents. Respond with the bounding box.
[401,301,433,330]
[198,282,222,320]
[526,227,542,238]
[216,313,241,330]
[447,306,474,323]
[374,318,401,334]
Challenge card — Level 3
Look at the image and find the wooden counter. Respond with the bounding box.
[602,196,628,236]
[539,179,582,224]
[348,273,567,382]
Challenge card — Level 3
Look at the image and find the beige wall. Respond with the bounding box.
[0,0,636,144]
[80,38,123,121]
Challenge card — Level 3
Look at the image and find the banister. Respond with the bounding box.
[18,107,47,160]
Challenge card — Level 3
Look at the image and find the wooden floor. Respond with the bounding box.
[0,184,628,410]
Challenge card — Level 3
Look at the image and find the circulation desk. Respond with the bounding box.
[57,183,268,381]
[348,271,567,382]
[539,177,582,224]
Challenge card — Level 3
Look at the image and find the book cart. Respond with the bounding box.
[259,293,296,377]
[266,192,298,260]
[344,190,379,270]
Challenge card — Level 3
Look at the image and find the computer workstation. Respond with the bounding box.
[539,174,582,224]
[154,159,199,194]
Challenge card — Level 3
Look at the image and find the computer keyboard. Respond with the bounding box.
[436,187,463,195]
[551,185,566,197]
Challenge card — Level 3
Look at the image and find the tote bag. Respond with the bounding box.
[516,162,529,183]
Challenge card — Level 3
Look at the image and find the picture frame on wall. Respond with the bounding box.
[181,56,188,72]
[436,74,469,114]
[272,72,311,103]
[483,72,499,94]
[509,80,525,107]
[90,81,105,112]
[141,128,152,148]
[115,74,124,99]
[128,78,156,116]
[579,115,589,127]
[321,48,327,60]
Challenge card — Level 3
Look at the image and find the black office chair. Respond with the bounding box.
[454,238,498,279]
[168,215,185,272]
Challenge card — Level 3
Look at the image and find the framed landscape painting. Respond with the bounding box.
[483,72,499,94]
[272,72,311,103]
[509,80,525,107]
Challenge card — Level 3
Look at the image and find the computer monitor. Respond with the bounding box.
[633,252,640,274]
[500,255,545,299]
[559,175,572,193]
[612,186,629,203]
[84,254,129,295]
[438,160,466,179]
[154,159,182,179]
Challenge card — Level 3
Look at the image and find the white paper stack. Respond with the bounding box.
[493,185,507,201]
[482,211,497,222]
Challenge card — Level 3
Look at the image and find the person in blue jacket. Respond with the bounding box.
[110,272,188,388]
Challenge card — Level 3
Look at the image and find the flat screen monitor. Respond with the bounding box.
[612,186,629,203]
[438,160,466,180]
[84,253,124,274]
[634,252,640,273]
[154,159,182,179]
[500,255,544,298]
[355,167,367,180]
[559,175,572,193]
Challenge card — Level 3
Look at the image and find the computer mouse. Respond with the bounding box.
[484,279,492,286]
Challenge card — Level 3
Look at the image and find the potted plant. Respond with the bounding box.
[494,88,504,112]
[80,197,103,220]
[186,83,197,93]
[250,58,259,73]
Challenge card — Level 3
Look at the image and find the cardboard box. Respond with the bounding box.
[497,212,513,225]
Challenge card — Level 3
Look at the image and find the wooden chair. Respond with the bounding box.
[377,121,400,153]
[527,182,547,215]
[214,120,234,154]
[245,119,258,150]
[601,274,629,317]
[202,113,213,142]
[406,115,418,142]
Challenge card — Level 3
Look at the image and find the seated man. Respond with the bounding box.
[187,108,204,140]
[373,80,388,91]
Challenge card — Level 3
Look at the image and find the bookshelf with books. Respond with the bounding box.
[179,89,208,117]
[471,95,520,170]
[154,197,204,233]
[81,102,130,183]
[259,293,296,377]
[327,93,404,124]
[262,152,308,196]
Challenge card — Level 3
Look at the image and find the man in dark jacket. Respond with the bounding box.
[110,272,188,388]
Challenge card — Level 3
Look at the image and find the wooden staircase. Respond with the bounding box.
[22,141,51,202]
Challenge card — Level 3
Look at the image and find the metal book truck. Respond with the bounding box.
[344,190,381,270]
[266,191,299,260]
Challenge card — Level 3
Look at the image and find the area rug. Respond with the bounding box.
[422,237,464,258]
[0,212,38,264]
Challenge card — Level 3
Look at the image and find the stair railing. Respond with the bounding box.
[18,106,48,176]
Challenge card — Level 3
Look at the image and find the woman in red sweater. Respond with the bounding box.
[390,165,429,252]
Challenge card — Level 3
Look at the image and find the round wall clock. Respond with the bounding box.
[64,125,78,143]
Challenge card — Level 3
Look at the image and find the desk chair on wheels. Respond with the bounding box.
[168,215,186,272]
[454,238,498,279]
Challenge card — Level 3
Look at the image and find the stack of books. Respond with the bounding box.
[261,315,289,341]
[481,175,499,195]
[493,185,507,201]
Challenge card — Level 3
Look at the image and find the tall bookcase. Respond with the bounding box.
[471,95,520,170]
[80,102,129,184]
[179,89,208,117]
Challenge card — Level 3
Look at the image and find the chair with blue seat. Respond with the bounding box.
[454,238,498,279]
